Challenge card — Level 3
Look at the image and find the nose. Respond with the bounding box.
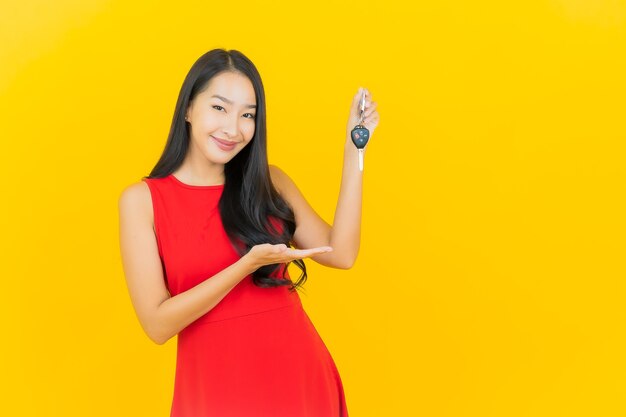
[221,113,239,139]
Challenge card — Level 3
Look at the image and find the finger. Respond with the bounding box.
[364,101,377,117]
[287,247,333,258]
[364,110,379,123]
[351,87,364,110]
[274,244,287,253]
[353,87,371,105]
[364,115,379,130]
[314,246,333,251]
[363,89,371,104]
[295,246,333,255]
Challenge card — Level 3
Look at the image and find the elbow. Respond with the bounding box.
[149,331,172,345]
[145,321,171,345]
[325,244,359,269]
[149,334,167,345]
[145,302,175,345]
[333,250,359,269]
[336,257,356,270]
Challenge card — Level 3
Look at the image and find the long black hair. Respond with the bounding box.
[144,48,308,293]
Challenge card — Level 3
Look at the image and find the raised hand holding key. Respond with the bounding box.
[348,87,379,172]
[351,90,370,171]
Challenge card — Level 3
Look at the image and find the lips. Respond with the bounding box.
[211,136,238,150]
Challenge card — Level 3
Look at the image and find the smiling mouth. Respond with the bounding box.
[211,136,238,145]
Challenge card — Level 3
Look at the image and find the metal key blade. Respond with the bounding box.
[359,90,366,124]
[358,149,364,171]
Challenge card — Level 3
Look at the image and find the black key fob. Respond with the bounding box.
[351,124,370,149]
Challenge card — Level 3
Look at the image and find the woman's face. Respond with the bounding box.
[185,71,257,165]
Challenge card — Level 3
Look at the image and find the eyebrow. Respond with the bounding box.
[211,94,257,109]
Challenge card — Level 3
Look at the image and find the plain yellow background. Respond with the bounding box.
[1,0,625,416]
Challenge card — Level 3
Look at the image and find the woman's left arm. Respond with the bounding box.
[270,88,379,269]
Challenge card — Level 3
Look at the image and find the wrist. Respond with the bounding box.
[344,139,365,155]
[240,253,259,275]
[344,135,355,149]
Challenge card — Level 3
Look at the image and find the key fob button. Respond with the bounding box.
[351,125,370,149]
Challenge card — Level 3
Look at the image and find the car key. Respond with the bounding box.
[350,89,370,171]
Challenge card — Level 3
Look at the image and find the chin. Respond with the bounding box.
[207,149,240,162]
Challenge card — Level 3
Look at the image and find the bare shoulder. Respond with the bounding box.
[118,180,153,227]
[269,165,300,199]
[268,164,298,194]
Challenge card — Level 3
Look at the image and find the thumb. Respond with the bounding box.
[353,87,365,108]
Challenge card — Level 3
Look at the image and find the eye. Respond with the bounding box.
[213,105,255,119]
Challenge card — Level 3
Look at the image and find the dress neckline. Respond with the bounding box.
[168,174,225,189]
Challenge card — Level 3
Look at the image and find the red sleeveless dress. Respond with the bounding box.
[143,174,349,417]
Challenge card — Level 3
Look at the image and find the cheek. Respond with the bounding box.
[245,122,256,139]
[198,115,219,130]
[190,118,211,137]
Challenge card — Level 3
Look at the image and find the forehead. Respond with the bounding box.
[201,72,256,105]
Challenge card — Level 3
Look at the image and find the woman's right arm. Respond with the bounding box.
[118,182,258,345]
[118,182,332,345]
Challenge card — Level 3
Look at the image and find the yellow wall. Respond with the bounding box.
[1,0,624,415]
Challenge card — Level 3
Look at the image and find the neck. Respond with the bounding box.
[175,150,226,185]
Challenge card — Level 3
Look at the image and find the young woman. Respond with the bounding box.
[118,48,379,417]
